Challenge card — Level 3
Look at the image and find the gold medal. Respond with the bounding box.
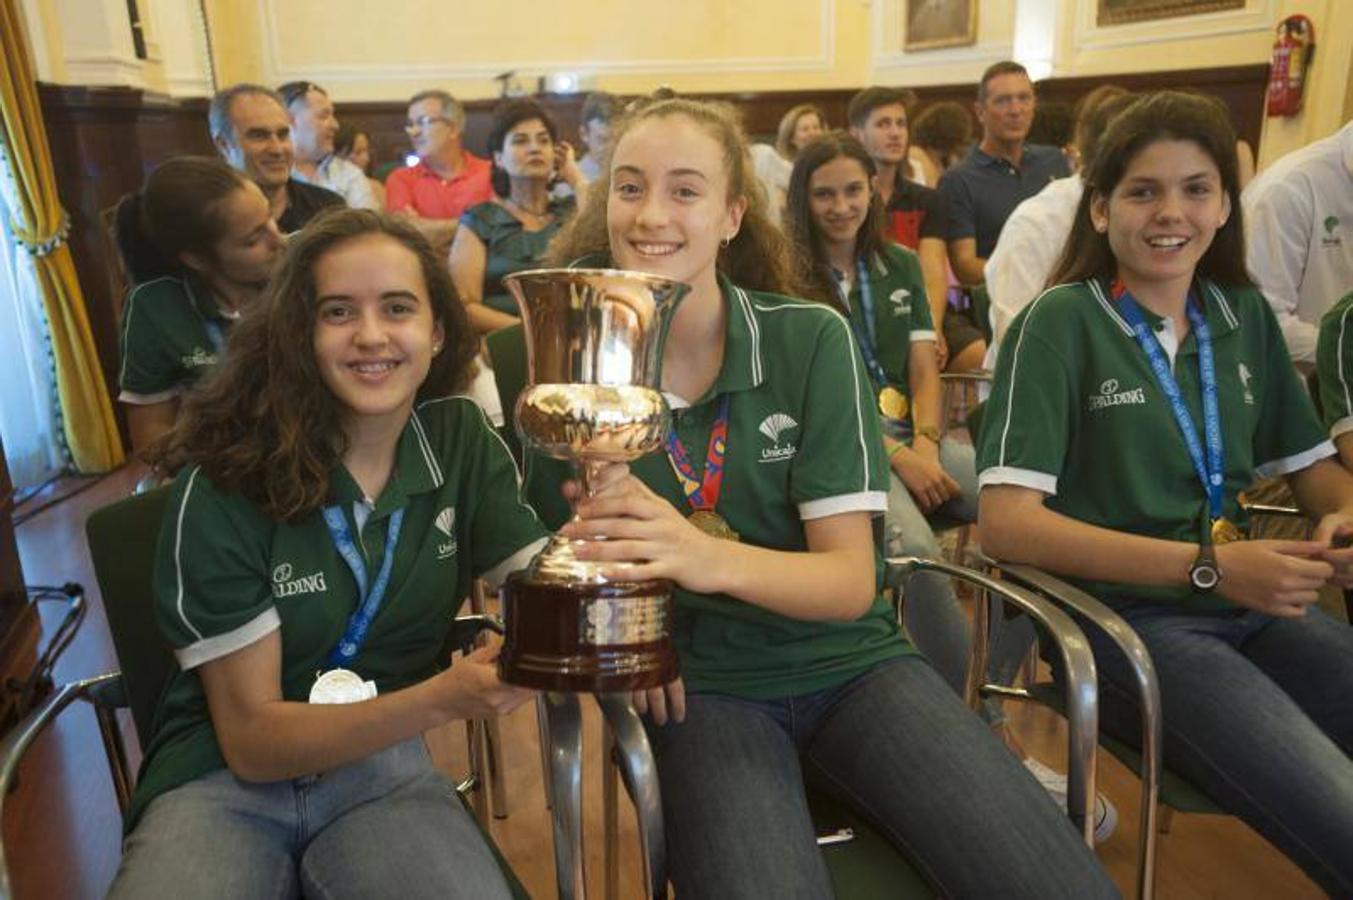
[689,509,740,542]
[878,386,908,421]
[1211,517,1244,545]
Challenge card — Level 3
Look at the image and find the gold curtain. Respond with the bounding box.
[0,0,123,473]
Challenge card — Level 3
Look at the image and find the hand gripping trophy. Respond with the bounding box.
[497,268,688,691]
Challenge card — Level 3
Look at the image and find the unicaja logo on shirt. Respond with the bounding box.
[270,561,328,598]
[1087,378,1146,413]
[758,413,798,463]
[434,506,458,559]
[889,289,912,317]
[1322,216,1342,248]
[1238,363,1255,405]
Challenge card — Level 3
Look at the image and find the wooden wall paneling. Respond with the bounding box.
[337,65,1267,179]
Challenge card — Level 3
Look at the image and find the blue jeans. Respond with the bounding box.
[109,738,514,900]
[886,439,1035,723]
[646,656,1115,899]
[1085,604,1353,897]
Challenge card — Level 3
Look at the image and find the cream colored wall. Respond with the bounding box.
[22,0,1351,167]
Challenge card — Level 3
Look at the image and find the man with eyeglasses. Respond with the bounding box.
[938,62,1070,287]
[209,84,344,234]
[385,89,493,253]
[279,81,376,210]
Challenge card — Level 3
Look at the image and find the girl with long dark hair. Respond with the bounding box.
[979,91,1353,895]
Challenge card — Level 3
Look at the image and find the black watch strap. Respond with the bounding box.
[1190,542,1221,593]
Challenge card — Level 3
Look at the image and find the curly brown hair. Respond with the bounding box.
[150,208,479,521]
[548,97,801,297]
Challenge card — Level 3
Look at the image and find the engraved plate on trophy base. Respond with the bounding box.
[499,574,679,692]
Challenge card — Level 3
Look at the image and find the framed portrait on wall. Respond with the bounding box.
[904,0,978,51]
[1097,0,1246,26]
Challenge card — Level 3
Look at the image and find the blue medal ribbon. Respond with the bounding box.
[1111,280,1224,527]
[202,319,225,354]
[321,505,405,668]
[838,259,889,390]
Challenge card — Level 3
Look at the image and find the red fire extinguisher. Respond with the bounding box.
[1266,14,1315,118]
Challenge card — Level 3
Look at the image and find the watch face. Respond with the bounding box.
[1191,563,1220,592]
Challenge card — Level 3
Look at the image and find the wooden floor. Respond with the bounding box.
[2,465,1324,899]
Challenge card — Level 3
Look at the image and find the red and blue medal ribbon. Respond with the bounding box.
[665,394,730,512]
[1111,278,1225,531]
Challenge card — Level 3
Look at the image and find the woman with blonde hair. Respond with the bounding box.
[750,103,827,224]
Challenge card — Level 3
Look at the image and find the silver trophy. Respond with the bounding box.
[497,268,688,691]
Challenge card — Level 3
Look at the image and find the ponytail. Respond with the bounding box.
[115,156,251,286]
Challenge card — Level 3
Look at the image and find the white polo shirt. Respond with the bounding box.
[984,175,1084,359]
[1242,122,1353,365]
[294,155,376,210]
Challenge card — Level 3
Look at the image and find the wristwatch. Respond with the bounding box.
[914,424,942,445]
[1189,543,1222,593]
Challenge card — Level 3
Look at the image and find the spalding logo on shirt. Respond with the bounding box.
[271,561,328,598]
[1087,377,1147,413]
[180,347,218,369]
[758,413,799,463]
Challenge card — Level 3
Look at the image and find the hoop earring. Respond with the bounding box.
[720,235,732,249]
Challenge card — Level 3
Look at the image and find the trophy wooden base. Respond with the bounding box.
[498,573,680,692]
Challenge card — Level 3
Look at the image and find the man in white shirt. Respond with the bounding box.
[985,87,1131,357]
[279,81,376,210]
[1244,121,1353,365]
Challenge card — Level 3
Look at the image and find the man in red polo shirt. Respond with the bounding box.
[385,89,493,253]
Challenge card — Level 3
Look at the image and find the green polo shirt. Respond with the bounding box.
[977,278,1333,612]
[118,275,235,403]
[841,242,935,424]
[460,196,575,317]
[1317,291,1353,440]
[126,396,548,829]
[521,275,910,700]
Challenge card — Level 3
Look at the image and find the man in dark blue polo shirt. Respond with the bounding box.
[938,61,1070,287]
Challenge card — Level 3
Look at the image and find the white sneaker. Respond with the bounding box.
[1023,757,1119,844]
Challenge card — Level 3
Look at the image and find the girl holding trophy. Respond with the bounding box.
[528,97,1112,898]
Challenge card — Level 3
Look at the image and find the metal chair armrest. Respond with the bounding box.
[444,613,506,658]
[597,693,666,899]
[886,556,1098,847]
[983,559,1162,900]
[938,370,993,384]
[1239,502,1303,518]
[0,672,123,900]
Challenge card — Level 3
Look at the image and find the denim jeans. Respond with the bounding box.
[646,655,1115,899]
[109,738,514,900]
[886,438,1035,723]
[1086,604,1353,897]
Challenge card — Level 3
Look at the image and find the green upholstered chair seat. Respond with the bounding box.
[806,787,935,899]
[1027,684,1222,816]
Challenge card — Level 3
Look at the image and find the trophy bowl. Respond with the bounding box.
[497,268,688,692]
